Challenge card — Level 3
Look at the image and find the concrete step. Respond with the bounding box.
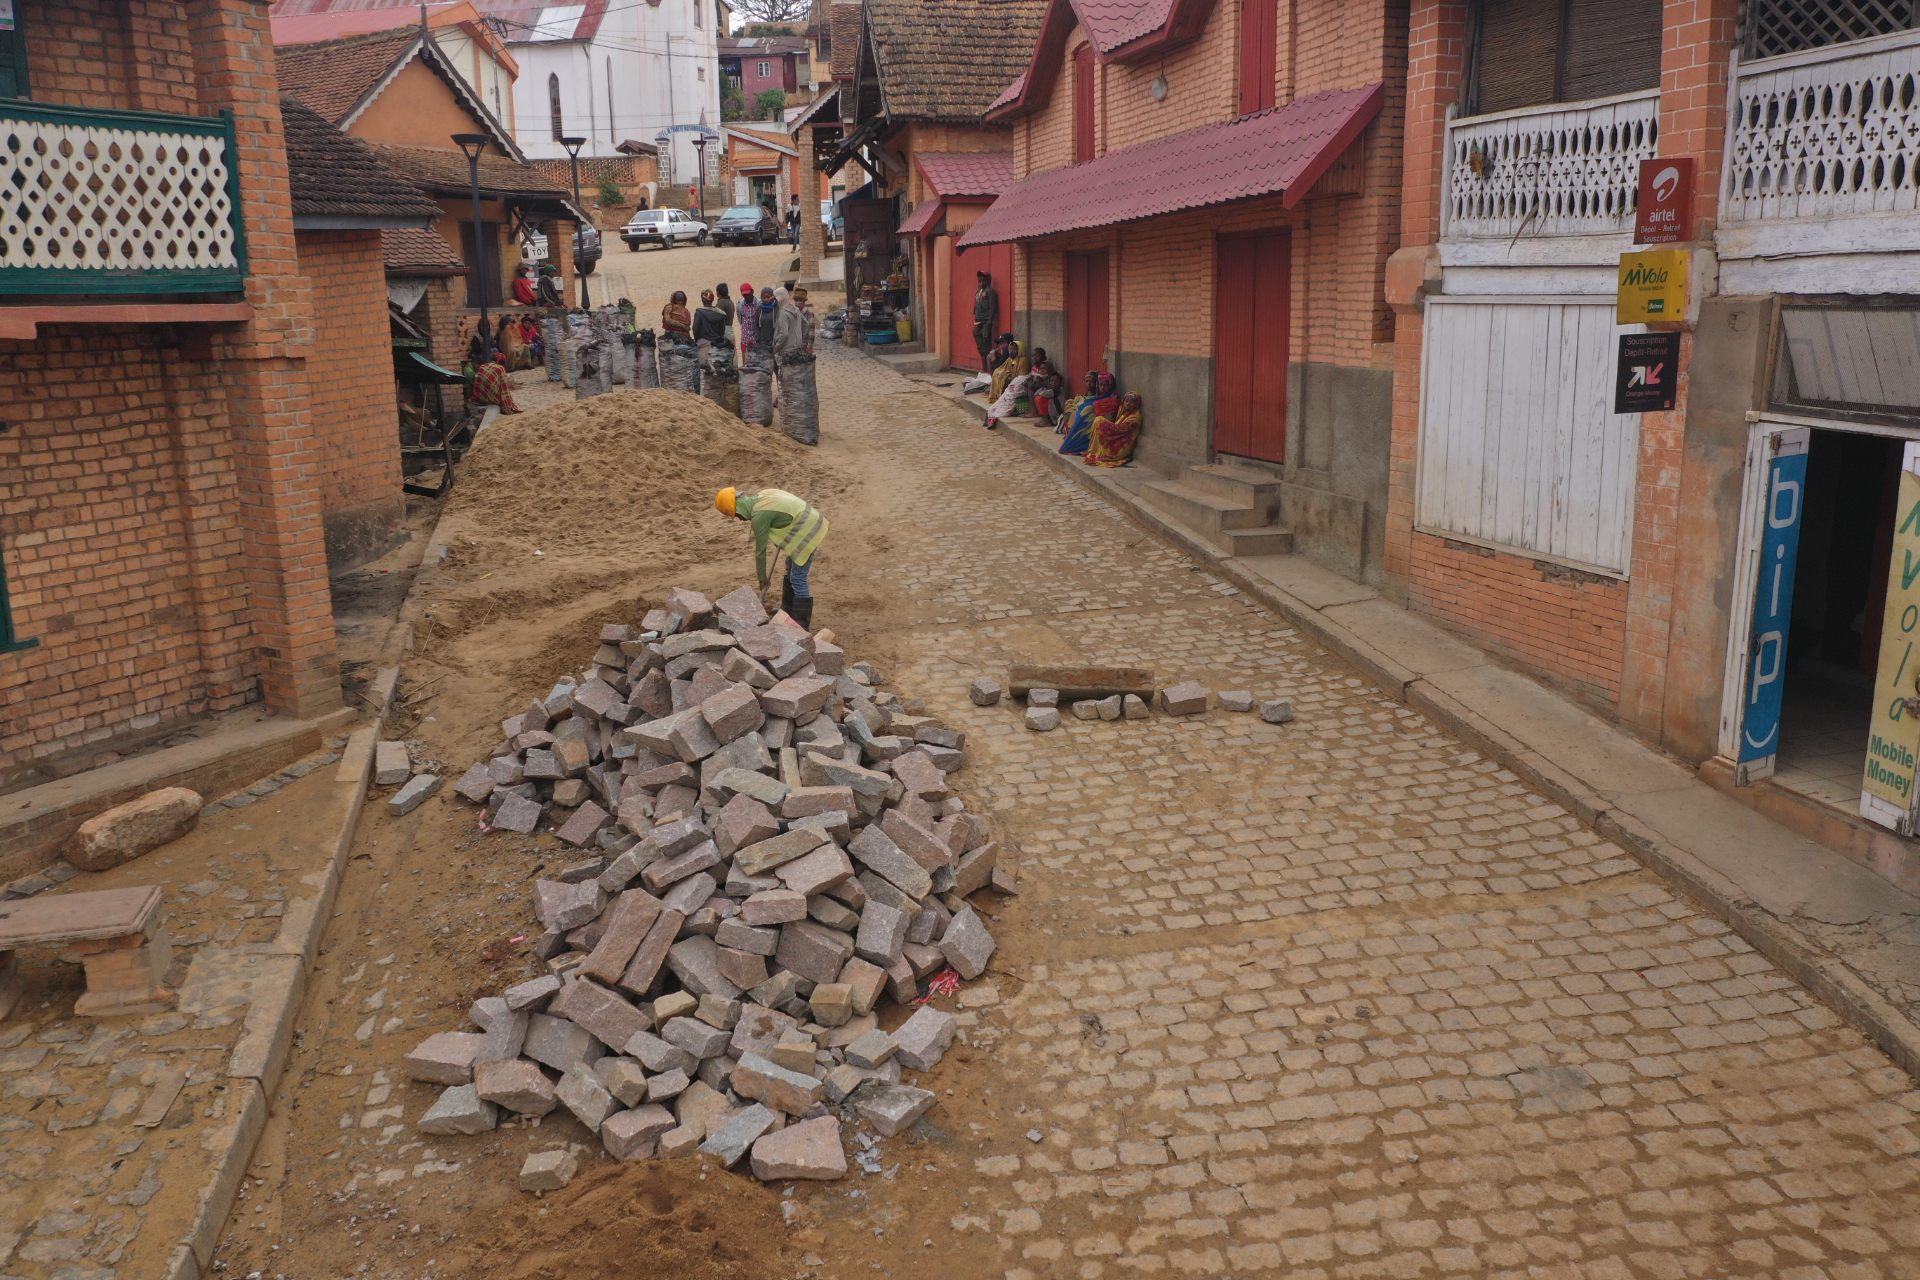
[1221,526,1295,556]
[1182,462,1284,511]
[1137,481,1272,535]
[874,350,943,375]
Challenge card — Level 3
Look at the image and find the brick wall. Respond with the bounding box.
[298,230,406,572]
[1408,534,1631,705]
[0,0,341,783]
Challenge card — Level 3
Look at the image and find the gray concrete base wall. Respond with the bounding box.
[323,493,407,576]
[1283,361,1393,586]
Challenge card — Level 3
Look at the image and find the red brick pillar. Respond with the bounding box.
[187,0,342,719]
[798,126,825,281]
[1382,0,1468,593]
[1659,0,1740,237]
[548,218,578,308]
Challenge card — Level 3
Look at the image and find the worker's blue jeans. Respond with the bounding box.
[788,556,811,599]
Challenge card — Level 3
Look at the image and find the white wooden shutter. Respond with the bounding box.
[1416,299,1642,575]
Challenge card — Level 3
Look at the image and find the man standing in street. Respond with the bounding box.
[972,269,998,369]
[715,486,828,626]
[787,194,802,248]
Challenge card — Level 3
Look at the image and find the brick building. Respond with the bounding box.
[963,0,1401,582]
[0,0,347,787]
[826,0,1042,368]
[722,125,802,214]
[1386,0,1920,876]
[281,98,443,571]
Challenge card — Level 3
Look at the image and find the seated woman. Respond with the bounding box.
[1060,372,1117,455]
[1083,392,1142,467]
[985,362,1043,430]
[469,352,520,413]
[1055,370,1095,436]
[987,333,1026,402]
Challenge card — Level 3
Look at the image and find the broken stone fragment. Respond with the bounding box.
[848,1081,936,1137]
[388,774,442,816]
[1094,695,1122,721]
[418,1084,497,1135]
[374,740,411,786]
[892,1005,957,1071]
[405,1032,485,1085]
[1123,694,1151,720]
[1069,700,1100,721]
[843,1028,898,1069]
[1159,681,1209,715]
[1024,706,1060,732]
[968,678,1002,706]
[699,1102,777,1166]
[65,787,203,871]
[1260,699,1295,724]
[601,1103,675,1160]
[474,1059,558,1116]
[555,1065,621,1132]
[939,907,996,980]
[1218,690,1254,712]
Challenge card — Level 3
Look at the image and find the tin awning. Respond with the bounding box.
[958,82,1383,247]
[896,200,944,238]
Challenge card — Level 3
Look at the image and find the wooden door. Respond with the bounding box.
[947,238,1013,372]
[841,196,897,293]
[1213,232,1289,463]
[460,221,504,309]
[1073,45,1096,163]
[1238,0,1279,115]
[1065,250,1110,383]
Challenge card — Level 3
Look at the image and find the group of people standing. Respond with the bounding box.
[659,281,817,361]
[978,333,1142,468]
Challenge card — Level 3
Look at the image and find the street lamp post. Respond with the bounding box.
[560,134,589,310]
[692,134,711,225]
[452,133,493,364]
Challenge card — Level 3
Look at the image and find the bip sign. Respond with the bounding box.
[1740,432,1807,765]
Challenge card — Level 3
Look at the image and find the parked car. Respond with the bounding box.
[518,224,603,275]
[711,204,782,246]
[620,207,708,250]
[821,198,844,242]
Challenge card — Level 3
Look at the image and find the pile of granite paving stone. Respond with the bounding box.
[404,584,1006,1187]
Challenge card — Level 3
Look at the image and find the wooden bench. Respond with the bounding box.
[0,885,171,1018]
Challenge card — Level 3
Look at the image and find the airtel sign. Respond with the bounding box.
[1634,157,1694,244]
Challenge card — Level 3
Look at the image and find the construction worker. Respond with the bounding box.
[714,487,827,628]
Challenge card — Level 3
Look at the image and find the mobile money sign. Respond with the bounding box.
[1864,467,1920,816]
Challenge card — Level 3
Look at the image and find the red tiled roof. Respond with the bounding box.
[959,83,1384,246]
[985,0,1217,122]
[275,26,418,125]
[384,225,465,271]
[1075,0,1174,51]
[897,200,943,236]
[915,151,1015,198]
[987,72,1027,115]
[283,97,443,222]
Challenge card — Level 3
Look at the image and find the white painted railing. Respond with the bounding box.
[0,101,244,294]
[1443,90,1659,240]
[1726,29,1920,222]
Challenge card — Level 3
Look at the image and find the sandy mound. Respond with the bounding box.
[448,1160,793,1280]
[449,388,845,558]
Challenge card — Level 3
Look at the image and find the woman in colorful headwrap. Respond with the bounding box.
[737,282,758,349]
[661,290,692,337]
[1083,392,1142,467]
[519,313,542,365]
[1059,372,1117,455]
[497,313,526,370]
[469,352,520,413]
[984,361,1041,430]
[1055,370,1096,436]
[987,333,1026,403]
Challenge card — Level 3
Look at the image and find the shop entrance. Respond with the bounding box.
[1765,430,1906,808]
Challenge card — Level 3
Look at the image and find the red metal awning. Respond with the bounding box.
[897,200,945,238]
[959,82,1383,247]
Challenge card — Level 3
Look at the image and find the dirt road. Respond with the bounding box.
[214,345,1920,1280]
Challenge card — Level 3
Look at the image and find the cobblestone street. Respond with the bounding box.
[805,345,1920,1279]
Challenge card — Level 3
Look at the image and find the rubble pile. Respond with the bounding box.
[409,584,1006,1186]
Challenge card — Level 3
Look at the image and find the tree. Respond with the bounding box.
[722,84,747,121]
[755,88,787,120]
[597,175,624,207]
[742,22,799,34]
[727,0,809,26]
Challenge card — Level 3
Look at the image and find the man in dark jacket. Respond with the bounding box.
[972,270,998,367]
[692,289,729,368]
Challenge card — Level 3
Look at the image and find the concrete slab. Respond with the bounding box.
[1321,599,1487,680]
[1237,554,1377,610]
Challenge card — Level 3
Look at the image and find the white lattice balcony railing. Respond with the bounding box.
[1726,29,1920,223]
[1443,90,1660,240]
[1,100,245,295]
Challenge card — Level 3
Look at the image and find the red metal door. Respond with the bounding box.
[1065,250,1110,382]
[948,238,1012,372]
[1074,44,1096,163]
[1213,232,1289,463]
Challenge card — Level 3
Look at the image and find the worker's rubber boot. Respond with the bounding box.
[781,577,796,620]
[790,596,814,630]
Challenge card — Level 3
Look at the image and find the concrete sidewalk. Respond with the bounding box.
[929,382,1920,1078]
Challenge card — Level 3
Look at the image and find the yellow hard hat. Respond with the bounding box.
[715,487,737,517]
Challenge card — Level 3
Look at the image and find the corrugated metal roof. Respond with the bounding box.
[1074,0,1174,51]
[916,151,1015,197]
[986,72,1027,115]
[960,83,1384,246]
[897,200,943,236]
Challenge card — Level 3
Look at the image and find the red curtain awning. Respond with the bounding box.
[897,200,944,237]
[959,82,1383,247]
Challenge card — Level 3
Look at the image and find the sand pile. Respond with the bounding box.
[450,390,845,557]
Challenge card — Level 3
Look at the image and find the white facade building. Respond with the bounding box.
[481,0,725,183]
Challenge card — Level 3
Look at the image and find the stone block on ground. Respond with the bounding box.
[1123,694,1150,720]
[775,920,855,984]
[418,1084,497,1135]
[849,1081,936,1137]
[775,842,855,897]
[519,1148,578,1191]
[1069,700,1101,720]
[405,1032,485,1085]
[700,1102,777,1166]
[1025,706,1060,732]
[1260,699,1295,724]
[474,1059,558,1116]
[968,679,1002,706]
[854,902,908,967]
[1027,687,1059,707]
[844,1029,897,1069]
[733,1051,827,1115]
[556,800,614,847]
[602,1103,676,1160]
[66,788,205,872]
[1160,681,1208,715]
[556,1066,621,1132]
[505,974,562,1012]
[522,1014,606,1075]
[838,958,887,1017]
[892,1005,957,1071]
[453,763,496,802]
[374,740,411,786]
[493,792,544,834]
[939,907,996,979]
[750,1115,847,1181]
[809,982,853,1027]
[659,1125,701,1158]
[1095,695,1122,721]
[1218,690,1254,712]
[1008,664,1155,702]
[388,773,443,816]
